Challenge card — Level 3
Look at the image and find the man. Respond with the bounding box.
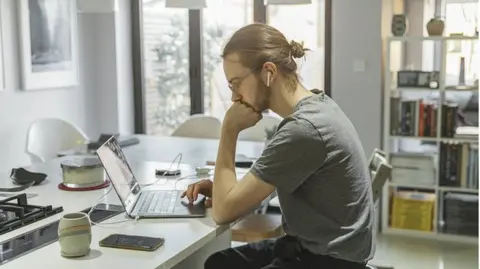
[182,23,374,269]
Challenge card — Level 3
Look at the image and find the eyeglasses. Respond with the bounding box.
[227,68,257,92]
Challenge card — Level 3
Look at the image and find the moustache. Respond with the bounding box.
[236,100,261,114]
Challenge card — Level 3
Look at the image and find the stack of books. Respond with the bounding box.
[439,142,478,189]
[443,192,478,236]
[390,98,438,137]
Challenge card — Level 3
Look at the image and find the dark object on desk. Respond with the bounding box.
[206,154,255,168]
[10,168,47,186]
[235,161,254,168]
[99,234,165,252]
[155,169,181,176]
[0,202,122,266]
[87,133,140,150]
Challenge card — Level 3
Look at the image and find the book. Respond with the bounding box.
[439,142,478,189]
[441,103,459,138]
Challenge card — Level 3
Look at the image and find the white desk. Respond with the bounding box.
[0,136,264,269]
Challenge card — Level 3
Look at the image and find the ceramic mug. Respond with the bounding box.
[58,212,92,258]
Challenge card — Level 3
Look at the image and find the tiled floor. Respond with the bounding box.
[232,235,478,269]
[371,234,478,269]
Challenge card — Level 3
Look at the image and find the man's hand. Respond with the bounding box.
[223,101,263,134]
[181,179,213,208]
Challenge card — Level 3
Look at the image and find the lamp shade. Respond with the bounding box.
[264,0,312,4]
[165,0,206,9]
[78,0,117,13]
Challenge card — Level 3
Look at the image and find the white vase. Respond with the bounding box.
[58,212,92,258]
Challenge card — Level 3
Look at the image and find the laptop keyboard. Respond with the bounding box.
[138,191,178,214]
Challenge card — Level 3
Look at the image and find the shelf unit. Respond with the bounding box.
[382,36,479,244]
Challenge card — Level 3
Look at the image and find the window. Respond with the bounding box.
[133,0,329,134]
[268,0,325,92]
[444,2,479,86]
[142,0,190,136]
[202,0,253,121]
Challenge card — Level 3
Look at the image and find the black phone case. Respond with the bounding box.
[99,234,165,252]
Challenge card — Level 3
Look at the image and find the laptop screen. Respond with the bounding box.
[96,137,140,210]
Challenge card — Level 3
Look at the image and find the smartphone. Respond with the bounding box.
[99,234,165,252]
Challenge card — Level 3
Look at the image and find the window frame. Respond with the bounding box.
[131,0,331,134]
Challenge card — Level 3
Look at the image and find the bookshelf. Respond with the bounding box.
[382,36,479,243]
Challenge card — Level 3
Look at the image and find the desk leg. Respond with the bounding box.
[171,229,232,269]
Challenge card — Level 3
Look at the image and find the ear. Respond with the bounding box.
[261,62,277,85]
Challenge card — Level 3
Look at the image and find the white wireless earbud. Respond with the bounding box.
[266,72,271,87]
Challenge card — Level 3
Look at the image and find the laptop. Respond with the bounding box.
[96,136,206,218]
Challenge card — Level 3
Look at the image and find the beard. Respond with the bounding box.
[237,80,270,113]
[253,80,270,112]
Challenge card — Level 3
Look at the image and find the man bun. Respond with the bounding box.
[289,40,306,59]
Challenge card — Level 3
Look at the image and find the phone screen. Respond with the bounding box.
[99,234,165,251]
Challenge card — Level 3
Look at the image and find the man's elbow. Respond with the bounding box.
[212,203,236,225]
[212,213,233,225]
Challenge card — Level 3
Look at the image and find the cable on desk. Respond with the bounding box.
[141,153,183,187]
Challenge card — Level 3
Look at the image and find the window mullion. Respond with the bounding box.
[188,9,205,115]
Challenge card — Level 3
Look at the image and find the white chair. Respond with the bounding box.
[26,118,89,163]
[367,149,393,269]
[171,114,222,139]
[368,149,391,203]
[238,115,281,142]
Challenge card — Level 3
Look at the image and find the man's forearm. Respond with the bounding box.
[212,127,239,222]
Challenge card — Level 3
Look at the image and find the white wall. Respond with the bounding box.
[404,0,435,71]
[0,0,134,171]
[80,0,134,139]
[331,0,383,156]
[0,0,88,171]
[114,0,135,135]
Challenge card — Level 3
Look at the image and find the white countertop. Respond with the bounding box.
[0,136,263,269]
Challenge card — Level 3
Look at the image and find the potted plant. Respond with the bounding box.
[426,17,445,36]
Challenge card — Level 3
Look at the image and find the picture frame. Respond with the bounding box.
[18,0,78,90]
[0,3,5,91]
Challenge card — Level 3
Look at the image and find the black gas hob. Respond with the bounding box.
[0,194,123,265]
[0,193,63,235]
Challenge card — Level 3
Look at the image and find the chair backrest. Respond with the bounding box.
[238,115,281,142]
[368,149,392,202]
[26,118,89,163]
[171,114,222,139]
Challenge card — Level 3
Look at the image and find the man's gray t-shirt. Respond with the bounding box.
[250,91,375,263]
